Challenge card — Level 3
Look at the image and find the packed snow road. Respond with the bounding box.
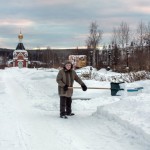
[0,68,149,150]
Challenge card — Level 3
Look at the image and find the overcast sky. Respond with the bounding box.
[0,0,150,49]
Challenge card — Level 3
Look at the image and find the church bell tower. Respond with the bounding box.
[13,31,28,68]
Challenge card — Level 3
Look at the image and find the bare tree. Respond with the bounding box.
[86,21,103,67]
[111,27,118,45]
[144,22,150,70]
[145,22,150,44]
[136,21,146,47]
[146,22,150,34]
[118,21,130,48]
[110,23,130,71]
[134,21,147,70]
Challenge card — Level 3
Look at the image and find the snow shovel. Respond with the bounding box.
[69,82,125,96]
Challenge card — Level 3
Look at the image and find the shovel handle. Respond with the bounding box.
[68,87,110,90]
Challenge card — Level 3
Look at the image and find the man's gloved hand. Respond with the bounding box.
[63,85,68,91]
[81,84,87,91]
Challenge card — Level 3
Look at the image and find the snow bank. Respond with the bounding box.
[93,95,150,146]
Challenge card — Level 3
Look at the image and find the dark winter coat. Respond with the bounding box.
[56,68,84,97]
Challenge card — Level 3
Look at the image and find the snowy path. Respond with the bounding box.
[0,68,149,150]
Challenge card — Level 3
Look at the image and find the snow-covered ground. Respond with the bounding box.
[0,67,150,150]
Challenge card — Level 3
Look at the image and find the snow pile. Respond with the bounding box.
[93,80,150,146]
[94,96,150,143]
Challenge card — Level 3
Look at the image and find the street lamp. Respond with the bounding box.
[89,50,93,79]
[90,50,93,67]
[147,39,150,70]
[126,44,129,71]
[107,45,111,70]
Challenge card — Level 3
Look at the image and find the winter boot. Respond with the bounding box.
[60,115,68,119]
[67,113,75,116]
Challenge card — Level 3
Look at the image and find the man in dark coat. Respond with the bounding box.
[56,60,87,118]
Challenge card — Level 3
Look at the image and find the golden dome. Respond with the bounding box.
[18,33,23,40]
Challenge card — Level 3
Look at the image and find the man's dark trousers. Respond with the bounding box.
[60,96,72,116]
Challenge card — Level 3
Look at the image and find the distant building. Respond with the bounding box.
[69,55,87,68]
[13,32,28,68]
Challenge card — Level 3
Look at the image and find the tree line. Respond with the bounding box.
[86,21,150,72]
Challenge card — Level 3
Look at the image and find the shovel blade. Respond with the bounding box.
[111,82,125,96]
